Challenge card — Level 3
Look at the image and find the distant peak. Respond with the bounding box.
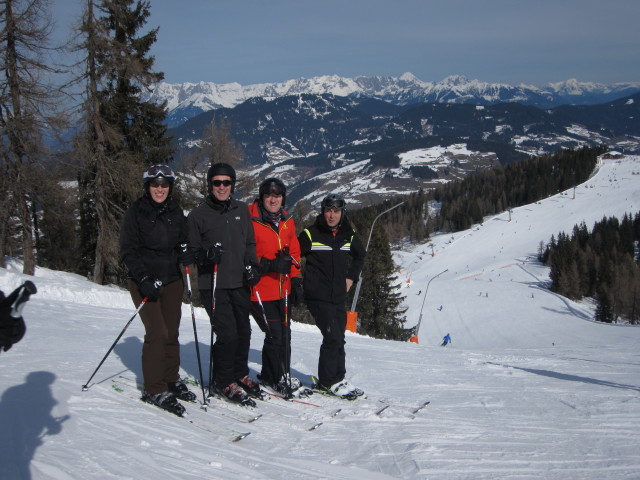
[398,72,419,82]
[443,74,470,82]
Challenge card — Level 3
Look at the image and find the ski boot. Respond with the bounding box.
[168,379,197,402]
[141,391,185,416]
[218,382,256,407]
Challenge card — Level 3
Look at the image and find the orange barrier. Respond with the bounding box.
[409,335,419,344]
[346,311,358,333]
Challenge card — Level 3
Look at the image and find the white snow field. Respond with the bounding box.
[1,155,639,479]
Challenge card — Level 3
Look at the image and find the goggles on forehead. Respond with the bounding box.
[264,183,284,196]
[143,164,175,181]
[323,198,345,209]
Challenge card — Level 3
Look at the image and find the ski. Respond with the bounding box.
[375,404,390,416]
[261,389,322,408]
[412,400,431,414]
[307,408,342,431]
[110,380,251,442]
[116,375,262,424]
[310,376,365,401]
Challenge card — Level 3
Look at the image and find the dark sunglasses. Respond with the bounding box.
[150,181,170,188]
[212,180,232,187]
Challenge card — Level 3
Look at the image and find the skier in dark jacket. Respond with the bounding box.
[187,163,260,406]
[298,194,366,399]
[120,164,195,416]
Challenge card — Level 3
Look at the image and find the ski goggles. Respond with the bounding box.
[143,164,175,181]
[262,181,284,196]
[323,198,345,209]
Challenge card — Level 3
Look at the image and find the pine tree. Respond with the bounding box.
[0,0,63,274]
[354,225,410,341]
[74,0,172,284]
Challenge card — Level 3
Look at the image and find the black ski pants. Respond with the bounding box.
[306,299,347,388]
[128,278,184,395]
[200,286,251,389]
[250,299,291,385]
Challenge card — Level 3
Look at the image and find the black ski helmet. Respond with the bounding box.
[321,193,346,213]
[207,162,236,193]
[259,178,286,206]
[143,164,175,198]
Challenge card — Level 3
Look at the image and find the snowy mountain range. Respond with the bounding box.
[1,154,639,479]
[144,73,640,128]
[169,91,640,209]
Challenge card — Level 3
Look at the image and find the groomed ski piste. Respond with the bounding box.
[1,154,639,479]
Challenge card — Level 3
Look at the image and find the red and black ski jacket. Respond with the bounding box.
[248,200,301,302]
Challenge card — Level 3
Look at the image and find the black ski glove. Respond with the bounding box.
[289,277,304,306]
[205,242,224,264]
[260,250,293,275]
[177,243,195,266]
[244,265,261,287]
[138,276,162,301]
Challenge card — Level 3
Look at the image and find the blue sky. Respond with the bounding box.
[54,0,639,86]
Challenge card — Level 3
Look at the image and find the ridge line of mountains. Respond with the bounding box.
[144,73,640,209]
[145,73,640,127]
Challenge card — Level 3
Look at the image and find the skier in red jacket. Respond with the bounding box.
[248,178,304,396]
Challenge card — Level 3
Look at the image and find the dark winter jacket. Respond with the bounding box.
[187,195,257,290]
[120,195,188,285]
[298,214,366,304]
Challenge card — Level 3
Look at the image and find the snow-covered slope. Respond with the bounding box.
[1,155,639,479]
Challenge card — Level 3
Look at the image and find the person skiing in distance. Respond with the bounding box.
[248,178,304,396]
[441,333,451,346]
[120,164,196,416]
[298,193,366,399]
[187,162,261,406]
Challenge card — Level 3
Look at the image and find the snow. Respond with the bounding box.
[1,155,640,479]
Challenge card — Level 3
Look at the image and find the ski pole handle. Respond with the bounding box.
[283,244,300,268]
[185,266,192,296]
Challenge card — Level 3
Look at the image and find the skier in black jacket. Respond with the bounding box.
[298,194,366,399]
[120,164,195,416]
[187,163,260,405]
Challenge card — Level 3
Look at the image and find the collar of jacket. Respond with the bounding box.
[313,214,354,239]
[206,194,233,213]
[249,199,291,225]
[139,195,175,216]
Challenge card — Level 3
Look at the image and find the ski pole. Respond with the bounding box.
[283,280,292,397]
[82,298,147,391]
[254,290,271,338]
[208,263,218,393]
[282,246,292,397]
[185,266,207,408]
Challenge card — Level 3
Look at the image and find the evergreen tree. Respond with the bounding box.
[0,0,63,274]
[74,0,171,284]
[545,212,640,324]
[595,288,615,323]
[352,223,411,341]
